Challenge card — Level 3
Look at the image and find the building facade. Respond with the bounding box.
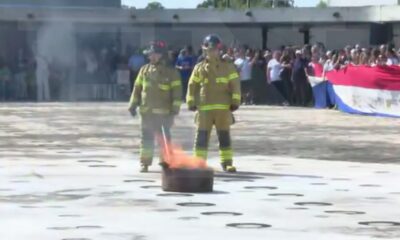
[0,5,399,100]
[327,0,399,7]
[0,0,121,8]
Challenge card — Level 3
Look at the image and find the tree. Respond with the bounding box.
[145,1,165,10]
[197,0,294,9]
[316,0,328,8]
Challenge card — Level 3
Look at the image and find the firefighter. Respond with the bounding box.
[186,35,241,173]
[128,41,182,173]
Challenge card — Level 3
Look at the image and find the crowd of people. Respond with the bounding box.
[0,45,127,102]
[216,43,400,107]
[1,41,400,105]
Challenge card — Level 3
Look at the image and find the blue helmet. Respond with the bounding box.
[202,34,222,50]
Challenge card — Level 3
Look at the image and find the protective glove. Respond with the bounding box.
[128,106,137,117]
[188,106,197,112]
[230,104,239,112]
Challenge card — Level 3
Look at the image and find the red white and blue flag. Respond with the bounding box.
[326,65,400,118]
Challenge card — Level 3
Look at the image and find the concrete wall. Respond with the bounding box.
[8,21,397,54]
[267,26,304,49]
[393,23,400,48]
[327,0,398,6]
[310,24,370,49]
[2,5,400,24]
[0,0,121,8]
[169,25,262,50]
[65,23,382,51]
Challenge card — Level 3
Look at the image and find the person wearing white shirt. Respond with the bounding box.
[35,54,50,101]
[386,49,399,66]
[267,51,287,105]
[234,48,254,104]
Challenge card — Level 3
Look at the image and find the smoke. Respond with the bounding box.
[36,22,76,68]
[35,21,78,100]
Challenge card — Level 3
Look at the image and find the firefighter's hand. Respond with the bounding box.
[188,106,197,112]
[230,104,239,112]
[128,106,137,117]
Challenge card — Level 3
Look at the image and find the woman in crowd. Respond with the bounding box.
[0,57,11,101]
[251,49,268,104]
[280,48,294,105]
[386,48,399,65]
[222,47,235,62]
[359,52,370,66]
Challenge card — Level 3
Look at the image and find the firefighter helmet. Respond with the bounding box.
[144,40,168,55]
[202,34,223,50]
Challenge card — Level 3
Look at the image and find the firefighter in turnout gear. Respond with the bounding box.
[129,41,182,173]
[186,35,241,172]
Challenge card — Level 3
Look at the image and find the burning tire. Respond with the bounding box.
[162,168,214,193]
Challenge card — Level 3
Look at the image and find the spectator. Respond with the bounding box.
[35,54,50,101]
[167,50,178,67]
[175,48,195,100]
[323,51,335,72]
[267,50,288,105]
[222,47,235,62]
[0,56,11,101]
[264,49,272,64]
[234,47,253,104]
[196,48,204,63]
[370,48,381,66]
[26,53,37,101]
[14,49,28,100]
[386,48,399,66]
[344,45,352,63]
[280,49,294,105]
[251,49,267,104]
[292,50,310,106]
[359,52,370,66]
[302,44,312,61]
[380,44,387,56]
[186,45,198,67]
[128,48,146,91]
[350,49,360,65]
[377,54,387,66]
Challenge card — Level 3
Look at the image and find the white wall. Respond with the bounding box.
[328,0,398,6]
[170,25,262,50]
[267,26,304,49]
[310,24,370,49]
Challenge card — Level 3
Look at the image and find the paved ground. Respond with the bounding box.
[1,103,400,240]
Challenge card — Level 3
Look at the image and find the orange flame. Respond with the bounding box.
[159,137,207,169]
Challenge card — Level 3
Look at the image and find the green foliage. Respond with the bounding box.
[316,0,328,8]
[145,1,165,10]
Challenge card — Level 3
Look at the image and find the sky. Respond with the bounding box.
[122,0,321,8]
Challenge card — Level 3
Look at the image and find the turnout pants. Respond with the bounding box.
[140,113,172,166]
[194,110,234,165]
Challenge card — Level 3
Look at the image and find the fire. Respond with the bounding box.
[159,139,207,169]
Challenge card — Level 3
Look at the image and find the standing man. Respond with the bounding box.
[128,47,146,92]
[292,50,309,106]
[128,41,182,173]
[35,54,50,101]
[234,48,253,104]
[186,34,241,173]
[175,48,194,101]
[267,50,287,105]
